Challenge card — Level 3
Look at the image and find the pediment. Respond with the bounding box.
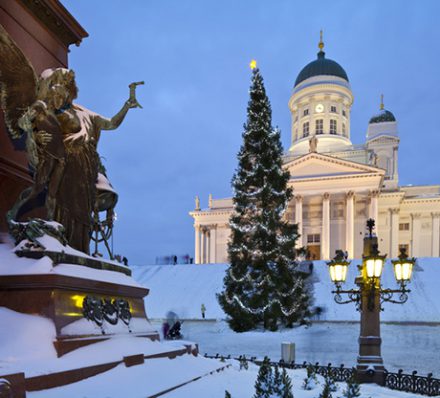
[284,153,384,180]
[367,134,400,145]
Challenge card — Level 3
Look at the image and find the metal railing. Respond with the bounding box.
[204,354,440,396]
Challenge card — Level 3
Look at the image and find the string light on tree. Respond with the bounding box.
[217,57,311,332]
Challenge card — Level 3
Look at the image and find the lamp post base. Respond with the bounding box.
[356,358,386,385]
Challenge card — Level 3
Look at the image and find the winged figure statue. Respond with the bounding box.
[0,23,143,254]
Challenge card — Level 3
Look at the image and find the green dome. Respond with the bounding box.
[295,51,349,87]
[369,110,396,124]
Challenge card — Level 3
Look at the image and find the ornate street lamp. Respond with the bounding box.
[327,218,415,385]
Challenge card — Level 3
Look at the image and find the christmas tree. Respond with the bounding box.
[217,62,311,332]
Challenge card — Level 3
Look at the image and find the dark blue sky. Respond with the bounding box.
[62,0,440,265]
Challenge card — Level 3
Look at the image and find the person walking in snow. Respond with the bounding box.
[201,303,206,319]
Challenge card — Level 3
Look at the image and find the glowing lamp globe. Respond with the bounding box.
[327,259,350,284]
[365,257,385,279]
[392,249,415,283]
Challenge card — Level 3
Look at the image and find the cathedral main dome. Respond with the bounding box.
[294,50,349,87]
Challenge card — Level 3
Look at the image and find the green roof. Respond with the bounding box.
[295,51,349,87]
[369,110,396,124]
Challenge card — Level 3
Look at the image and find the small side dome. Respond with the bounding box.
[369,110,396,124]
[369,95,396,124]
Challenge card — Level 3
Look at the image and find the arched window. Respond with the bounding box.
[316,119,323,135]
[330,119,337,135]
[303,122,309,137]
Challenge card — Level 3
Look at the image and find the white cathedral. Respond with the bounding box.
[190,36,440,264]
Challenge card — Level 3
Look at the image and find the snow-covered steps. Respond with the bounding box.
[147,363,230,398]
[24,343,197,392]
[27,356,229,398]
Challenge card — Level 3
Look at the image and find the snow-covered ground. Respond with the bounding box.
[170,320,440,376]
[132,259,440,377]
[26,358,419,398]
[166,361,417,398]
[131,258,440,322]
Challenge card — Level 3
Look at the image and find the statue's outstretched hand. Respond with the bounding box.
[127,81,144,109]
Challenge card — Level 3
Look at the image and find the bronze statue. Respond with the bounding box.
[0,23,142,254]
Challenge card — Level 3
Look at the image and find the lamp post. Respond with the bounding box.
[327,219,415,385]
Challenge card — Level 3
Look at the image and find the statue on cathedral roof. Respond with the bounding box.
[309,135,318,153]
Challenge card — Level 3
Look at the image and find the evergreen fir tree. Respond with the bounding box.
[225,390,232,398]
[302,363,318,390]
[280,368,294,398]
[239,355,249,371]
[253,357,273,398]
[325,374,337,392]
[342,374,361,398]
[273,365,282,396]
[217,64,311,332]
[319,376,334,398]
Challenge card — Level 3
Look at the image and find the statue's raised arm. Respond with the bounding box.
[96,81,144,131]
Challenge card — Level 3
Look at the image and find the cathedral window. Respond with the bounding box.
[303,122,309,137]
[342,109,346,117]
[315,119,323,134]
[307,234,320,243]
[303,109,309,116]
[330,105,337,113]
[399,223,410,231]
[330,119,337,135]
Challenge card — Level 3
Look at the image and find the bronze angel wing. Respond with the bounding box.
[0,23,38,139]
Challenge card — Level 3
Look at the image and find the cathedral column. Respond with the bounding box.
[431,213,440,257]
[393,146,398,180]
[210,225,217,263]
[321,193,330,260]
[195,225,201,264]
[345,191,355,258]
[370,190,379,236]
[411,213,421,257]
[200,227,206,264]
[389,208,400,258]
[295,195,303,248]
[206,229,211,263]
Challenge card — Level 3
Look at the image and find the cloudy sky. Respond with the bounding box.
[62,0,440,265]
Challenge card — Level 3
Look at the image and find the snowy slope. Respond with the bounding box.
[131,258,440,322]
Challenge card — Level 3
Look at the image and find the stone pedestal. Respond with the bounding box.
[0,250,159,357]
